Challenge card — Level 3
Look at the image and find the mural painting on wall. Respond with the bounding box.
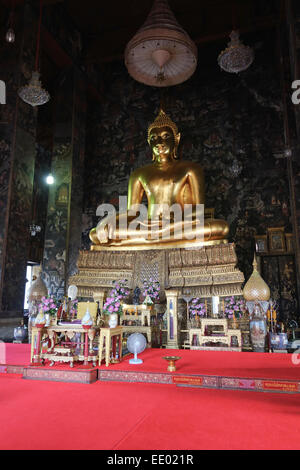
[0,138,12,281]
[0,4,38,312]
[43,141,72,300]
[2,128,36,311]
[27,143,53,264]
[67,78,86,279]
[43,72,87,298]
[1,27,37,311]
[43,206,68,299]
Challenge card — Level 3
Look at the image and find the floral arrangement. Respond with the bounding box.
[223,296,246,319]
[103,279,129,316]
[189,298,207,317]
[142,278,160,304]
[39,296,59,317]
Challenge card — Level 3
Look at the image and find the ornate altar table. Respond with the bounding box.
[31,324,100,367]
[189,318,242,351]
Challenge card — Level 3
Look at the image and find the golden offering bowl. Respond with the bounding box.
[163,356,181,372]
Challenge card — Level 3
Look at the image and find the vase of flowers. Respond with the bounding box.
[142,278,160,305]
[189,298,207,326]
[103,279,129,326]
[39,295,59,325]
[223,296,246,323]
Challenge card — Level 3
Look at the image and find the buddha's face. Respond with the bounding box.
[149,126,175,162]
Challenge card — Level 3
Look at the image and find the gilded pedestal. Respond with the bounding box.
[69,243,244,299]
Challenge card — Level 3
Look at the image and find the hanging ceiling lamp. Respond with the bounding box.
[6,28,15,44]
[5,1,16,44]
[217,30,254,74]
[18,0,50,106]
[125,0,197,87]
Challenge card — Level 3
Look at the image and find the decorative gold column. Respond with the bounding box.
[165,289,180,349]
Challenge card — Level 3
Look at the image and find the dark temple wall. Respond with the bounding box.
[0,4,37,316]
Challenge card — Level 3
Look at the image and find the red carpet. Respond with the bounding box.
[1,373,300,450]
[1,344,300,449]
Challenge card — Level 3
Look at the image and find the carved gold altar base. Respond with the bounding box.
[69,242,244,299]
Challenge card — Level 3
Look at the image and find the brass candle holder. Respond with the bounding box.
[163,356,181,372]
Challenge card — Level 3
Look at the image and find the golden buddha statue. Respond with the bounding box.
[90,109,229,250]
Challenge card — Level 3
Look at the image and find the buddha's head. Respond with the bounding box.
[147,109,180,162]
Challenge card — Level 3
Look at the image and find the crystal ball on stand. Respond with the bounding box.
[127,333,147,364]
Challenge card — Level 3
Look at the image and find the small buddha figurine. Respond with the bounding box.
[90,109,229,249]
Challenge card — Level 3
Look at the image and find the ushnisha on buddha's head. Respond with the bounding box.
[147,109,181,162]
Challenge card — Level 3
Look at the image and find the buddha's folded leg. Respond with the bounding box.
[205,219,229,240]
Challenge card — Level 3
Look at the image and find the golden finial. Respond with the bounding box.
[147,108,179,144]
[243,254,270,301]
